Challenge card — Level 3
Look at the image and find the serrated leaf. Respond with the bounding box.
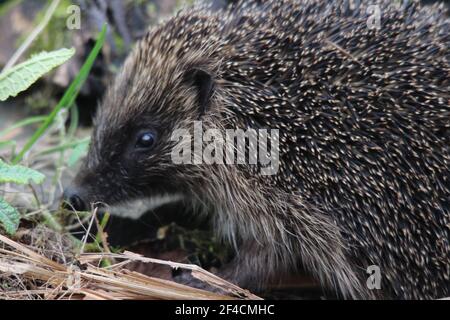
[0,198,20,235]
[0,47,75,101]
[0,159,45,185]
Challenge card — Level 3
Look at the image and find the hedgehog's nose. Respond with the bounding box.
[62,187,87,212]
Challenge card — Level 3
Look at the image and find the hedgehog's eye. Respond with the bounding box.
[135,132,156,150]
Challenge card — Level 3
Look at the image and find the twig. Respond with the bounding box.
[78,207,98,257]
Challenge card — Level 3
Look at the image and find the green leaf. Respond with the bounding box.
[0,47,75,101]
[0,198,20,235]
[68,139,90,167]
[0,159,45,185]
[13,24,107,164]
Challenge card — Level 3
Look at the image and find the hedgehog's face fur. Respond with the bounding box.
[63,24,220,211]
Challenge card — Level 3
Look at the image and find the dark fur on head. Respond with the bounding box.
[67,0,450,299]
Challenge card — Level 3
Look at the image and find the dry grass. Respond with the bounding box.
[0,232,261,300]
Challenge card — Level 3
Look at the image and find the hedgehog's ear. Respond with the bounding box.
[184,68,215,117]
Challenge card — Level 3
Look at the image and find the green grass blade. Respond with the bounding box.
[13,24,107,164]
[34,137,90,157]
[0,115,47,139]
[67,102,80,138]
[0,140,16,151]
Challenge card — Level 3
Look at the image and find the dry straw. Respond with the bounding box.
[0,234,261,300]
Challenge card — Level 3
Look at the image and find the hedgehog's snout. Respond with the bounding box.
[62,186,88,212]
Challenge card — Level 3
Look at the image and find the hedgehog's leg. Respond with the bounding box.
[172,240,279,294]
[173,226,366,298]
[215,240,282,291]
[216,193,369,299]
[217,237,366,299]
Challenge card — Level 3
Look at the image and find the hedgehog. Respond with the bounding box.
[63,0,450,299]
